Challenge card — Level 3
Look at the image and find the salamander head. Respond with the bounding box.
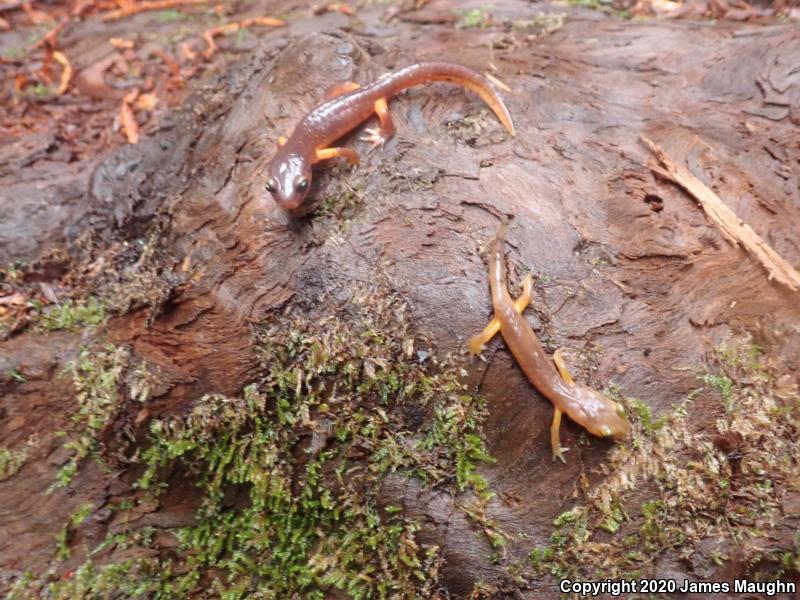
[565,384,630,441]
[264,153,312,212]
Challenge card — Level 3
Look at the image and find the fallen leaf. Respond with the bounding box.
[109,37,135,49]
[52,50,72,95]
[120,100,139,144]
[135,92,158,111]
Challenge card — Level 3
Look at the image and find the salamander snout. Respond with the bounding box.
[568,384,631,441]
[265,155,312,211]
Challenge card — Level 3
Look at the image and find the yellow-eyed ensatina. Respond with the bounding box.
[468,229,630,462]
[264,62,515,214]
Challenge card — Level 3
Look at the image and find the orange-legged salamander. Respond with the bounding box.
[468,229,629,462]
[264,62,515,214]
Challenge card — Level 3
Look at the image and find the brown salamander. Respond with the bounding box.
[264,62,515,214]
[468,229,629,462]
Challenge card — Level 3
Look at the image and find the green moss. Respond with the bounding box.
[18,290,493,597]
[55,504,94,561]
[0,446,29,480]
[2,46,26,60]
[7,368,27,383]
[568,0,604,8]
[314,189,361,223]
[154,9,187,21]
[460,7,491,28]
[529,507,590,578]
[27,83,52,100]
[38,297,106,332]
[697,372,734,409]
[526,334,800,583]
[625,396,667,436]
[50,344,129,491]
[0,261,27,283]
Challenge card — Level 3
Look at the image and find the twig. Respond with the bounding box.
[642,134,800,292]
[312,3,354,15]
[101,0,211,21]
[201,16,284,59]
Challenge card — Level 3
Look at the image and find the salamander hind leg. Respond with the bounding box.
[467,273,533,355]
[324,81,360,101]
[361,98,396,148]
[550,408,569,463]
[314,147,360,166]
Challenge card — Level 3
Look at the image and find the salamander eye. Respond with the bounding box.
[294,176,309,192]
[265,177,278,194]
[600,425,613,438]
[614,402,626,417]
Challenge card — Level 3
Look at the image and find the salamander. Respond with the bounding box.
[263,62,515,215]
[468,228,630,462]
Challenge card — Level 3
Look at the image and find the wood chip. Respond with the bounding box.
[52,50,72,95]
[642,134,800,292]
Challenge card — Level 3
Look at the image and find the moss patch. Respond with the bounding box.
[12,288,493,598]
[528,334,800,582]
[0,444,31,481]
[39,297,107,332]
[50,344,130,491]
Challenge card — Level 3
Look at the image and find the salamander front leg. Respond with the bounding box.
[467,273,533,355]
[551,348,574,462]
[550,408,568,463]
[362,98,396,148]
[552,348,575,385]
[314,147,360,166]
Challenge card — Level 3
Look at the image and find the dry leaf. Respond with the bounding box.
[120,101,139,144]
[52,50,72,95]
[135,92,158,111]
[109,37,135,49]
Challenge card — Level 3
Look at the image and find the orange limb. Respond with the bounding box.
[374,97,394,138]
[550,408,568,463]
[552,348,575,385]
[323,81,360,100]
[361,97,395,147]
[550,350,574,461]
[467,273,533,355]
[314,147,360,165]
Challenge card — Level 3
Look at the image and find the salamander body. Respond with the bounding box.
[264,62,515,215]
[469,229,629,461]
